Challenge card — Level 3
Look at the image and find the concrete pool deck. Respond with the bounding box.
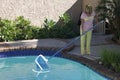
[66,33,120,60]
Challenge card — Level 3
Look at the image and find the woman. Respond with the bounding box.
[80,5,95,55]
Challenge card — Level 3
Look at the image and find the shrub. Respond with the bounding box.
[42,13,79,38]
[14,16,34,40]
[0,16,41,41]
[101,49,120,72]
[0,19,17,41]
[31,26,40,39]
[39,18,56,38]
[59,13,71,24]
[0,13,79,41]
[96,0,120,40]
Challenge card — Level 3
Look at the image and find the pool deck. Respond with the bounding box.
[66,33,120,60]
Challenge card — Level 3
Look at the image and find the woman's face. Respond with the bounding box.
[85,8,90,14]
[85,6,92,15]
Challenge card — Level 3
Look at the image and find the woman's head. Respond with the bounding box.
[85,5,92,14]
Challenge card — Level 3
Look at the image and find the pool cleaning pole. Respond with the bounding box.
[48,20,104,60]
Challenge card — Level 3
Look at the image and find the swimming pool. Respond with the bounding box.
[0,50,110,80]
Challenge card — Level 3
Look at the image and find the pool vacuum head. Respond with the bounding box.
[32,54,49,76]
[35,54,49,70]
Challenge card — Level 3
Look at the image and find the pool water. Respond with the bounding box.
[0,56,109,80]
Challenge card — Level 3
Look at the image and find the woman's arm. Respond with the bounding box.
[80,19,84,31]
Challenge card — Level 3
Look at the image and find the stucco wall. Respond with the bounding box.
[0,0,82,26]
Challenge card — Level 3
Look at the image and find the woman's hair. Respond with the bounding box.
[85,5,92,14]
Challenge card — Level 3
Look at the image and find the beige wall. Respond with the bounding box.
[0,0,82,26]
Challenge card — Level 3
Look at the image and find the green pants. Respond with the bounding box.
[80,30,92,55]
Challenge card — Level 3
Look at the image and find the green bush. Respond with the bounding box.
[96,0,120,40]
[0,19,17,41]
[0,16,40,41]
[43,18,56,29]
[101,49,120,72]
[35,13,79,39]
[0,13,79,41]
[39,18,56,38]
[59,13,71,23]
[14,16,34,40]
[42,13,79,38]
[31,26,40,39]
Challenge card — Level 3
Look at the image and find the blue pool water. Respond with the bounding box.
[0,55,109,80]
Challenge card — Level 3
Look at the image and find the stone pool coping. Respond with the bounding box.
[0,39,74,52]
